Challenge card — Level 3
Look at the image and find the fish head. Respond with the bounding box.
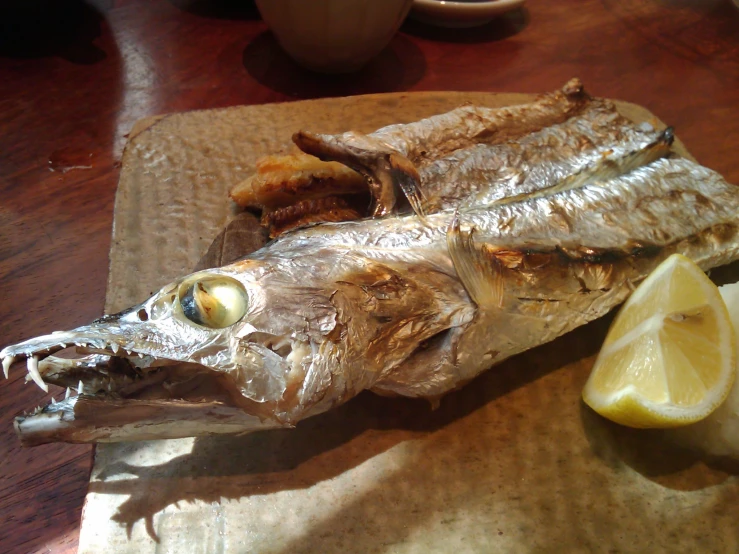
[0,258,344,445]
[2,230,472,446]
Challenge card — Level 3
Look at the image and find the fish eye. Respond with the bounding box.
[178,275,248,329]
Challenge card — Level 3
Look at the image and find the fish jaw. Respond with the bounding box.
[13,395,285,446]
[0,312,288,445]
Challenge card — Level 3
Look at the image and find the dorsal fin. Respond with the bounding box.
[446,212,674,309]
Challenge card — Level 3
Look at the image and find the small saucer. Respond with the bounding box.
[410,0,526,28]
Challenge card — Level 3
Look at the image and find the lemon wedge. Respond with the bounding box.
[583,253,737,428]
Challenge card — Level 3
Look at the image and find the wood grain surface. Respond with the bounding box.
[0,0,737,552]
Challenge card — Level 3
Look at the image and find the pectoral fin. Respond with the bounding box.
[446,214,505,309]
[294,131,427,218]
[387,153,427,218]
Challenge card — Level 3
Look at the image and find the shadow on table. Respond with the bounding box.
[602,0,739,71]
[580,261,739,491]
[0,0,110,63]
[581,404,739,492]
[89,316,601,542]
[168,0,261,20]
[242,31,427,99]
[402,7,529,44]
[87,302,739,549]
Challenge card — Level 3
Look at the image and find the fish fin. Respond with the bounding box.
[294,131,427,218]
[446,213,505,309]
[387,153,427,218]
[493,126,675,207]
[426,394,443,410]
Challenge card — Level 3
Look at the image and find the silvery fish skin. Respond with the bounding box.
[424,102,671,212]
[294,78,592,216]
[2,154,737,445]
[2,87,739,445]
[294,85,672,220]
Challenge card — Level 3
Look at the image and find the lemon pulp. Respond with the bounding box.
[583,254,736,428]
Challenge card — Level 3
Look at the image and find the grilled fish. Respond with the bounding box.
[2,88,738,446]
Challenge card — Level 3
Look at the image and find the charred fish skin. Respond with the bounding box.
[297,78,591,168]
[2,150,738,444]
[292,80,676,219]
[235,79,658,235]
[428,107,674,212]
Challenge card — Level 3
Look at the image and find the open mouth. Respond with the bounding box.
[0,268,318,446]
[2,335,289,446]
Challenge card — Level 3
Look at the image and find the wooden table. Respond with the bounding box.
[1,0,737,552]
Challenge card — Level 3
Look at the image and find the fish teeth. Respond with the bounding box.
[110,343,120,354]
[51,397,57,405]
[78,380,85,395]
[65,387,71,400]
[27,356,48,393]
[2,356,13,379]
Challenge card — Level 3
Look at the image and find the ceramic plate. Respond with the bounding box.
[410,0,526,28]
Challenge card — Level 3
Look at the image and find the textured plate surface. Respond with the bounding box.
[79,91,739,553]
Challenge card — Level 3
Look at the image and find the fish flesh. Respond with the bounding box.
[2,84,739,446]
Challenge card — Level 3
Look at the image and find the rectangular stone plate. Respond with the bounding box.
[78,91,738,553]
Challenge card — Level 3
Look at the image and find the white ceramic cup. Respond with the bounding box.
[254,0,414,73]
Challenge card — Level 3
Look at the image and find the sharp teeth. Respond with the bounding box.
[51,397,57,405]
[111,343,120,354]
[27,356,48,392]
[65,387,71,400]
[2,356,13,379]
[78,380,85,395]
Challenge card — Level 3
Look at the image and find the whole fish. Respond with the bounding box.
[2,93,739,446]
